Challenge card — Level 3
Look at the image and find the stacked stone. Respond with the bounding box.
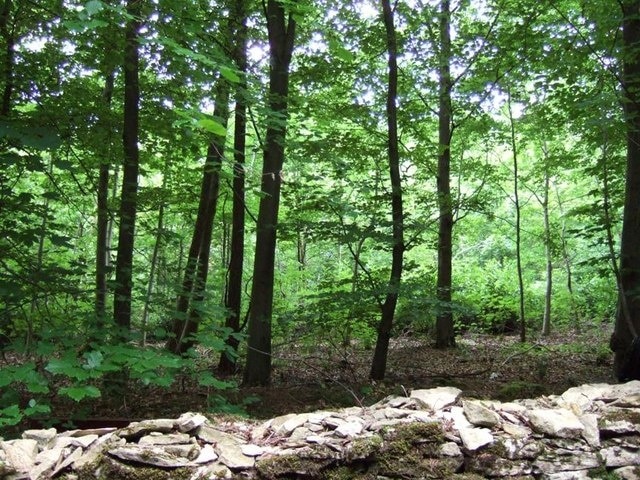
[0,381,639,479]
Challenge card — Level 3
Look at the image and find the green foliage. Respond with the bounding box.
[0,326,236,434]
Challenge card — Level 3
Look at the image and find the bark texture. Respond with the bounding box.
[243,0,296,386]
[612,0,640,381]
[435,0,455,348]
[220,0,248,374]
[113,0,141,334]
[370,0,405,381]
[167,81,230,354]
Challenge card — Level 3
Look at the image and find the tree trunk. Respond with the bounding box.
[435,0,455,349]
[141,201,165,347]
[541,160,552,337]
[167,80,230,354]
[113,0,141,335]
[612,0,640,378]
[0,0,14,117]
[553,183,579,332]
[370,0,405,381]
[96,70,115,325]
[219,0,249,372]
[243,0,296,386]
[507,88,526,343]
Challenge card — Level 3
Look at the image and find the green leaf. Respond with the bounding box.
[24,400,51,417]
[59,385,101,402]
[197,372,233,390]
[0,404,22,427]
[329,38,354,62]
[84,0,104,16]
[197,118,227,136]
[46,357,91,381]
[220,66,240,83]
[83,350,104,370]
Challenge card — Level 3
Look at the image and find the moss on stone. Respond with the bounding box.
[381,421,444,445]
[587,466,622,479]
[484,438,508,457]
[324,465,375,480]
[75,458,194,480]
[496,381,547,401]
[600,409,640,426]
[71,455,198,480]
[374,422,459,479]
[345,434,383,461]
[255,453,333,479]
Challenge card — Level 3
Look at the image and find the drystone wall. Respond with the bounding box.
[2,381,640,480]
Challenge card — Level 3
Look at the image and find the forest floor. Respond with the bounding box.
[6,324,617,434]
[97,324,617,423]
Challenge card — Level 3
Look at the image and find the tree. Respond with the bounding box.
[0,0,15,117]
[113,0,142,335]
[611,0,640,381]
[506,86,526,342]
[434,0,455,348]
[167,79,230,354]
[219,0,248,374]
[369,0,405,381]
[243,0,297,386]
[95,69,115,326]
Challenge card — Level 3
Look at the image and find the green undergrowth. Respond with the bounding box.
[0,326,241,437]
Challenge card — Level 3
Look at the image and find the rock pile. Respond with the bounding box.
[1,381,640,479]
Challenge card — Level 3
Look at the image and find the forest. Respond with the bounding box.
[1,0,640,432]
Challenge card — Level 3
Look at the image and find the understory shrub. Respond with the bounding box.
[0,325,236,437]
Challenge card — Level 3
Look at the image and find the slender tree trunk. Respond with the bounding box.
[435,0,455,348]
[243,0,296,386]
[0,0,14,117]
[554,183,579,332]
[370,0,404,381]
[96,70,115,325]
[612,0,640,381]
[507,88,526,343]
[541,161,552,336]
[113,0,141,335]
[141,201,164,347]
[601,140,622,333]
[219,79,246,369]
[296,230,306,269]
[167,80,230,354]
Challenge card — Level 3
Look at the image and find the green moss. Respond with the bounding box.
[484,439,508,457]
[375,422,459,479]
[381,421,444,444]
[496,381,547,401]
[600,409,640,426]
[75,457,195,480]
[587,466,622,479]
[256,453,333,479]
[346,434,383,461]
[324,466,375,480]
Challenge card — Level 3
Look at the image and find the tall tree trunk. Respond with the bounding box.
[553,183,579,332]
[507,88,526,343]
[96,70,115,325]
[435,0,455,348]
[0,0,14,117]
[167,80,230,354]
[370,0,405,381]
[141,202,164,347]
[541,158,552,337]
[113,0,141,335]
[611,1,640,378]
[220,0,248,374]
[243,0,296,386]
